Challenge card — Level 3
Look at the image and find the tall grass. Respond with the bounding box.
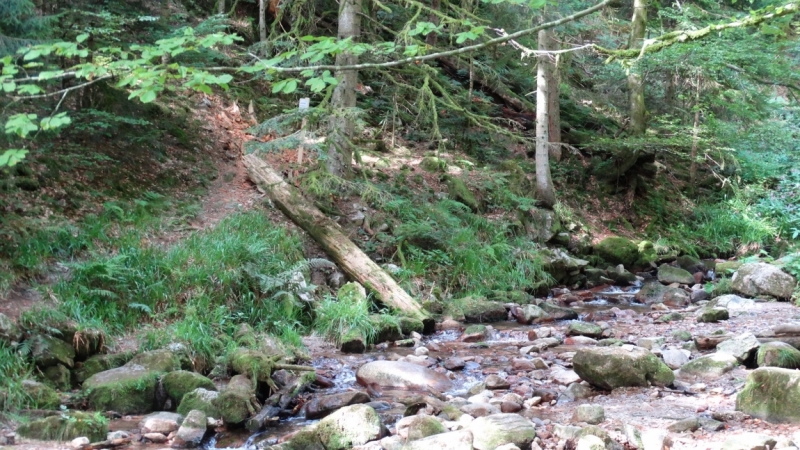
[0,344,33,412]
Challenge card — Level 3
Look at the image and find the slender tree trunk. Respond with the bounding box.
[535,30,557,207]
[259,0,267,41]
[326,0,363,177]
[218,0,225,14]
[544,32,561,162]
[426,0,441,47]
[689,74,701,185]
[627,0,647,135]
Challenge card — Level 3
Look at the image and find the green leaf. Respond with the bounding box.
[0,149,29,167]
[76,33,90,43]
[305,77,326,92]
[272,80,288,94]
[5,114,39,138]
[40,113,72,131]
[2,82,16,93]
[23,50,42,61]
[282,79,298,94]
[139,90,157,103]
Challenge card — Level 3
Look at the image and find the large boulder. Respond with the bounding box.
[468,414,536,450]
[731,262,797,299]
[29,334,75,368]
[74,352,135,384]
[677,255,705,274]
[515,305,547,325]
[540,248,589,284]
[357,361,454,392]
[573,346,674,390]
[316,404,382,450]
[635,282,688,307]
[678,353,738,379]
[0,313,22,344]
[20,379,60,409]
[43,364,71,390]
[82,365,160,414]
[757,341,800,368]
[593,236,639,267]
[162,370,216,404]
[305,391,371,419]
[657,264,695,285]
[173,409,208,448]
[402,429,474,450]
[460,297,507,323]
[140,411,183,434]
[715,332,760,363]
[538,302,579,321]
[17,411,107,442]
[524,208,562,243]
[127,349,184,373]
[567,322,603,338]
[213,374,258,424]
[737,367,800,422]
[178,388,220,418]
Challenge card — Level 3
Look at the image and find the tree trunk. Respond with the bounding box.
[437,57,536,113]
[426,0,441,47]
[627,0,647,135]
[326,0,363,177]
[259,0,267,41]
[544,32,561,162]
[218,0,225,14]
[689,74,701,186]
[243,154,427,319]
[535,30,557,207]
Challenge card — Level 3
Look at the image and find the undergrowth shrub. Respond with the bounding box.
[0,343,33,412]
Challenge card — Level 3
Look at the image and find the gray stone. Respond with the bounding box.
[576,435,606,450]
[731,263,797,299]
[721,433,777,450]
[139,411,183,434]
[661,348,690,369]
[658,264,695,285]
[637,337,665,350]
[468,413,536,450]
[516,305,547,324]
[563,383,594,400]
[678,353,738,379]
[716,332,760,362]
[305,391,371,419]
[713,294,755,310]
[461,402,501,417]
[356,361,453,392]
[573,346,674,390]
[317,404,381,450]
[0,313,22,344]
[697,308,729,323]
[568,322,604,338]
[667,417,699,432]
[402,430,474,450]
[573,404,605,424]
[172,410,207,448]
[29,334,75,368]
[485,374,510,390]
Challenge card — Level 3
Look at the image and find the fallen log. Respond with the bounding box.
[243,154,426,319]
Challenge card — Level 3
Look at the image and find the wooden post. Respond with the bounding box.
[243,154,427,319]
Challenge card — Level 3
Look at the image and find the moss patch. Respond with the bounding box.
[177,388,220,418]
[17,411,108,442]
[82,366,160,414]
[593,236,638,267]
[74,352,135,384]
[757,341,800,369]
[162,370,216,404]
[737,367,800,422]
[21,380,60,409]
[212,374,257,424]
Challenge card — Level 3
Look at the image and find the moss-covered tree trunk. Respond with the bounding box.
[535,30,557,207]
[243,154,427,319]
[218,0,225,14]
[326,0,363,178]
[627,0,647,135]
[546,32,561,162]
[690,74,702,186]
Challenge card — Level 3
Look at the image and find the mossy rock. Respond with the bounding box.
[316,404,382,450]
[21,380,60,409]
[178,388,222,419]
[697,308,729,323]
[82,366,160,414]
[657,264,695,285]
[736,367,800,422]
[656,312,684,323]
[29,334,76,369]
[458,297,507,323]
[234,323,258,347]
[338,282,367,303]
[567,322,603,338]
[177,388,221,418]
[677,255,705,274]
[162,370,216,404]
[370,315,403,343]
[672,330,692,341]
[538,303,578,321]
[273,428,324,450]
[596,338,624,347]
[406,415,446,441]
[42,364,71,391]
[229,348,280,383]
[398,316,424,336]
[439,404,465,421]
[635,241,658,267]
[716,261,743,275]
[757,341,800,369]
[340,329,366,354]
[213,374,257,424]
[573,346,674,390]
[74,352,135,384]
[593,236,639,267]
[126,348,184,373]
[0,312,22,344]
[445,176,480,212]
[679,353,737,379]
[420,156,447,173]
[17,411,108,442]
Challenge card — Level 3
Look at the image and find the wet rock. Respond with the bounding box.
[461,324,488,342]
[607,265,638,286]
[593,236,639,267]
[316,404,381,450]
[469,413,536,450]
[757,341,800,368]
[29,334,75,368]
[444,357,466,370]
[697,308,729,323]
[162,370,216,405]
[83,365,160,414]
[0,313,22,344]
[731,262,797,299]
[305,391,371,419]
[127,348,184,373]
[716,332,760,363]
[573,404,605,424]
[17,411,107,443]
[690,289,709,302]
[667,416,699,432]
[357,361,453,391]
[576,435,606,450]
[637,337,665,350]
[515,305,547,324]
[172,409,207,448]
[655,312,684,323]
[140,411,183,434]
[737,367,800,422]
[43,364,71,390]
[73,352,134,384]
[672,330,692,341]
[661,348,690,369]
[399,317,425,336]
[573,346,674,390]
[511,358,535,371]
[551,367,581,385]
[677,255,706,274]
[485,374,510,390]
[521,338,561,354]
[634,282,686,306]
[178,388,220,418]
[403,415,446,441]
[402,429,474,450]
[213,375,257,424]
[657,264,695,285]
[721,433,777,450]
[568,322,603,338]
[20,379,60,409]
[274,428,325,450]
[461,402,501,417]
[143,433,168,443]
[678,353,738,379]
[539,302,579,321]
[563,382,594,400]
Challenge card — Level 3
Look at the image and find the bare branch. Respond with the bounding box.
[11,74,114,101]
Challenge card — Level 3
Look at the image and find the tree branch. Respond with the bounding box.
[11,74,114,100]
